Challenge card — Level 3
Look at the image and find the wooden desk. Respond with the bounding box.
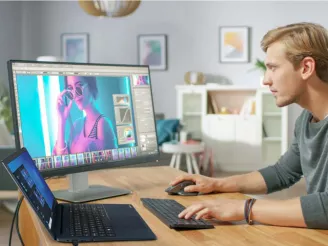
[20,166,328,246]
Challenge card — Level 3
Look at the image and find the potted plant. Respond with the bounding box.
[252,59,266,87]
[254,59,266,73]
[0,82,13,134]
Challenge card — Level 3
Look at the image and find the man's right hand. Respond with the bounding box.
[169,174,220,194]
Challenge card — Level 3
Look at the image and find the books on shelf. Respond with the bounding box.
[207,93,257,116]
[239,97,256,116]
[207,93,220,114]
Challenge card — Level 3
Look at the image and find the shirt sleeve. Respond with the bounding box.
[300,192,328,229]
[258,114,303,193]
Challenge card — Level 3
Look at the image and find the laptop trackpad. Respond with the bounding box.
[104,204,156,240]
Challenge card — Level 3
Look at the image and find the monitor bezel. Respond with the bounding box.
[7,60,161,178]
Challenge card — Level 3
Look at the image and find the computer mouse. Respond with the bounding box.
[165,180,199,196]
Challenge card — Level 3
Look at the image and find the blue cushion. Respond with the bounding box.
[156,119,180,145]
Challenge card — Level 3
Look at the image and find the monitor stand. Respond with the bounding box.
[52,172,131,203]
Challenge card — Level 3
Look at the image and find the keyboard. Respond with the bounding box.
[141,198,214,230]
[68,204,115,237]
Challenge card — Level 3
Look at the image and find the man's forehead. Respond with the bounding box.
[265,42,286,62]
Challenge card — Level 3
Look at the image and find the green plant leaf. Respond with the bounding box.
[254,59,266,72]
[0,81,13,133]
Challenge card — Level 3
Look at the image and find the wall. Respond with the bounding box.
[21,1,42,61]
[18,1,328,143]
[0,1,22,86]
[0,1,23,191]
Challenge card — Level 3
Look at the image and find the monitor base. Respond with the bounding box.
[52,172,131,203]
[53,185,131,203]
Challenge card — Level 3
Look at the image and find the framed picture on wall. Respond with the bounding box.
[138,34,167,70]
[219,26,250,63]
[61,33,89,63]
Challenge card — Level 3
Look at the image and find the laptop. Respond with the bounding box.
[2,147,156,243]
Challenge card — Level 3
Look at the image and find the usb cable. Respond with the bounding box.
[9,195,24,246]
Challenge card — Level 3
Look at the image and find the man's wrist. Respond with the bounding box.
[213,176,240,193]
[213,178,223,192]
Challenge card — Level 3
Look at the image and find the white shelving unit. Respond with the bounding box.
[256,88,288,166]
[176,85,288,172]
[176,85,207,140]
[263,112,282,117]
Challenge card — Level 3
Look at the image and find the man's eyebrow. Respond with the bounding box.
[265,62,277,67]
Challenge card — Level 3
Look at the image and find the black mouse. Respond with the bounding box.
[165,180,199,196]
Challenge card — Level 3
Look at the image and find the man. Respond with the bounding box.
[170,22,328,229]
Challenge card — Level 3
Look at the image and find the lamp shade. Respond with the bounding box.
[37,56,62,62]
[78,0,141,17]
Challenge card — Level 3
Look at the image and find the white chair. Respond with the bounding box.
[162,142,205,174]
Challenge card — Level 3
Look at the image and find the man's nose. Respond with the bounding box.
[262,73,272,86]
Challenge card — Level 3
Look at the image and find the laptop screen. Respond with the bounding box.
[6,150,56,231]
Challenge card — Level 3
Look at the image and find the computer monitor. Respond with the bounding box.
[7,60,160,203]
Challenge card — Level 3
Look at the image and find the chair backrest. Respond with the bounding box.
[156,119,180,145]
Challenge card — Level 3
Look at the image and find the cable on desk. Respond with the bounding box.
[72,240,79,246]
[9,177,51,246]
[9,195,24,246]
[16,196,25,246]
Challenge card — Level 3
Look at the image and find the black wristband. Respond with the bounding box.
[244,199,251,223]
[247,198,256,225]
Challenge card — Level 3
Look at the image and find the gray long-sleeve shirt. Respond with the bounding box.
[258,109,328,229]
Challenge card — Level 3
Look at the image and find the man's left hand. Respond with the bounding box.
[178,198,246,221]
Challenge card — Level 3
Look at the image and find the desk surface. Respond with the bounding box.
[20,166,328,246]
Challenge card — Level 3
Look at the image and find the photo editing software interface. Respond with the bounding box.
[11,62,158,171]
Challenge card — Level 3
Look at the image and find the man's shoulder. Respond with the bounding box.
[292,109,310,137]
[296,109,310,125]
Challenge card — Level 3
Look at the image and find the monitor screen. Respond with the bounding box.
[8,61,159,176]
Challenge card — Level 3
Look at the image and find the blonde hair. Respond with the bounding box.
[261,22,328,82]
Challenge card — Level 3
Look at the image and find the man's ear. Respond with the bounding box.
[300,56,315,80]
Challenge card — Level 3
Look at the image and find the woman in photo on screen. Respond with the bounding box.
[53,76,118,155]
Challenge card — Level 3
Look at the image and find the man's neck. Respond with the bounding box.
[298,80,328,121]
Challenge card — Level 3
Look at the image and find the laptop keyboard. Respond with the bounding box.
[141,198,214,230]
[68,204,115,238]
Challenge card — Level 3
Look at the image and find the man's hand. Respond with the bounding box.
[178,198,308,228]
[178,199,245,221]
[170,174,220,194]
